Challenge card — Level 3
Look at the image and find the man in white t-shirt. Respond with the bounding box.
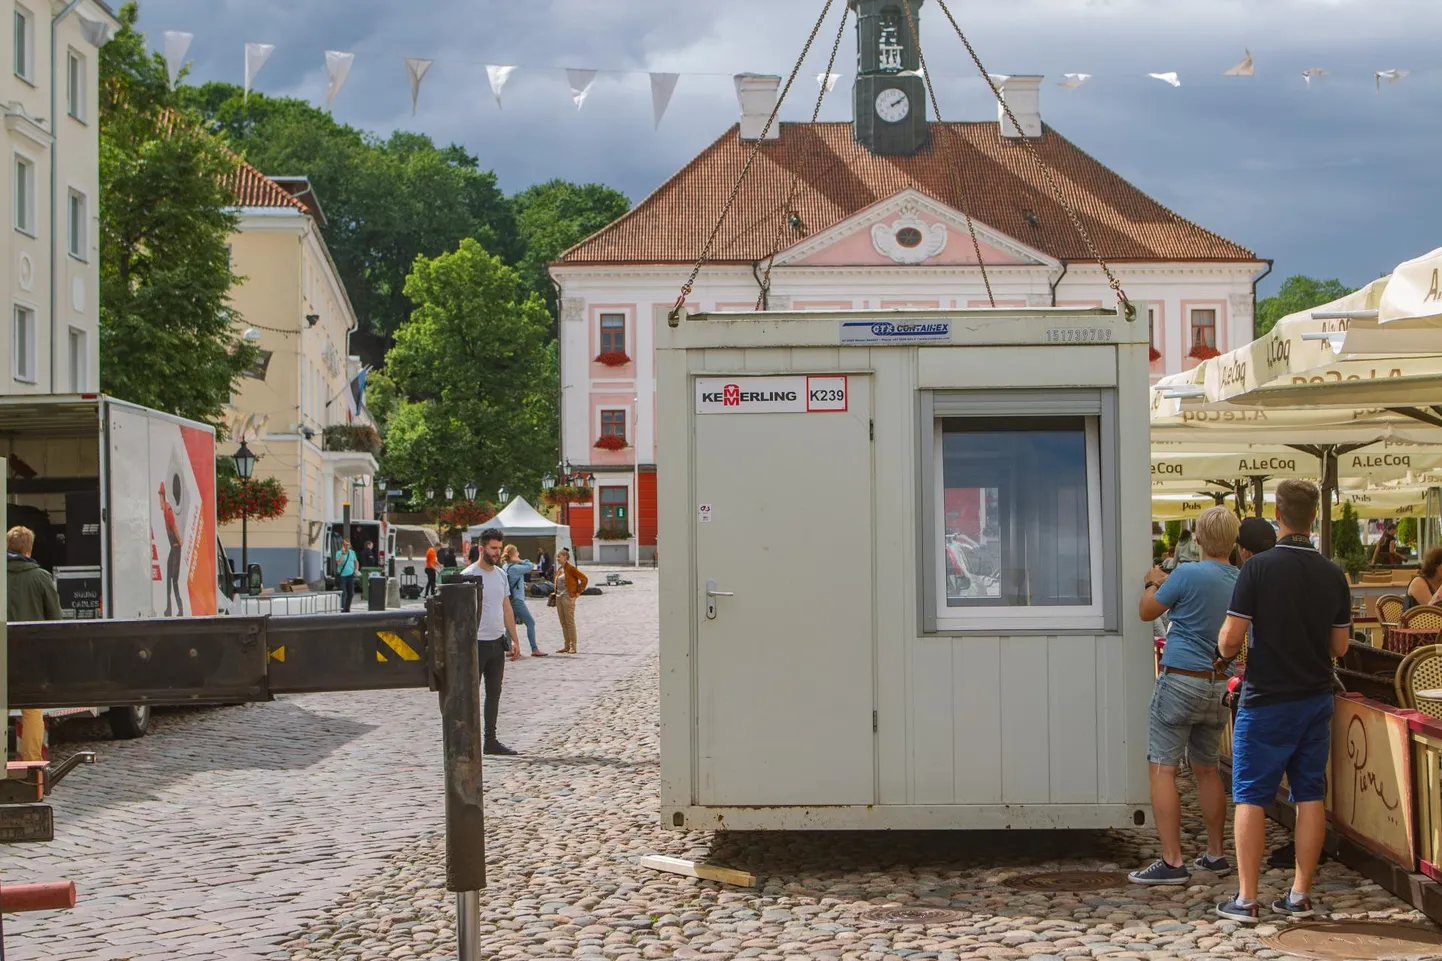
[461,527,523,756]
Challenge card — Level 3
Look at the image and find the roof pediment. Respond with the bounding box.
[772,188,1057,269]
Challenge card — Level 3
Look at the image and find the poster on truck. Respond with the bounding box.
[108,402,217,618]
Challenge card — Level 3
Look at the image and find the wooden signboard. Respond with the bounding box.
[1327,695,1416,869]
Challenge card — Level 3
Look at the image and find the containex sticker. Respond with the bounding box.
[695,376,848,414]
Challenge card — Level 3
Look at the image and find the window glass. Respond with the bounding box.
[68,190,86,258]
[600,410,626,438]
[599,486,628,532]
[13,305,34,382]
[67,50,84,119]
[1190,309,1217,349]
[14,156,32,233]
[68,327,86,392]
[13,9,29,80]
[599,314,626,355]
[941,416,1093,609]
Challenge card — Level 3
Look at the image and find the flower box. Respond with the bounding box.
[595,529,632,541]
[219,476,288,524]
[1149,347,1161,363]
[1189,345,1220,361]
[595,351,632,367]
[543,485,589,506]
[594,435,627,452]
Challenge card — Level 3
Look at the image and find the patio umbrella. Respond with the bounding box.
[1379,247,1442,327]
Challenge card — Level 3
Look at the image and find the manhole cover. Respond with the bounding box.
[1262,921,1442,961]
[858,907,967,925]
[1006,870,1130,891]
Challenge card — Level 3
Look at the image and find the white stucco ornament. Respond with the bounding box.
[72,277,86,313]
[17,253,33,292]
[871,205,947,264]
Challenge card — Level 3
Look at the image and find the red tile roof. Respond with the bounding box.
[224,162,308,213]
[559,123,1258,266]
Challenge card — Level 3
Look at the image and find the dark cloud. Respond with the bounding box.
[134,0,1441,292]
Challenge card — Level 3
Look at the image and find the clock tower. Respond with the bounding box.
[851,0,928,156]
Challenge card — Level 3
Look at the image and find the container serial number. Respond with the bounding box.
[1045,327,1114,344]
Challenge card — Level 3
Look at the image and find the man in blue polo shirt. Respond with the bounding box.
[1214,479,1351,923]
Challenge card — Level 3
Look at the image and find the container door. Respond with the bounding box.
[693,374,874,806]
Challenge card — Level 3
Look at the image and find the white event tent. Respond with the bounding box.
[466,497,571,560]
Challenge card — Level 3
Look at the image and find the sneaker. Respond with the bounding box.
[530,651,548,657]
[1215,896,1261,924]
[1128,860,1191,885]
[1194,853,1232,876]
[483,740,519,756]
[1271,893,1315,919]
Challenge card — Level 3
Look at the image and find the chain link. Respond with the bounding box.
[756,4,852,309]
[901,0,995,308]
[671,0,839,324]
[931,0,1133,319]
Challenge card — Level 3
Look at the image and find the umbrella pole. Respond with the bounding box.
[1319,448,1338,558]
[1251,476,1266,518]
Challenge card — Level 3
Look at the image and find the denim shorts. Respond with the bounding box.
[1232,693,1334,807]
[1147,671,1228,767]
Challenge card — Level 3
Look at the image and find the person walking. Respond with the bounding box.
[504,545,545,657]
[1215,479,1352,923]
[553,547,588,654]
[424,544,439,598]
[1129,506,1240,886]
[336,539,359,613]
[462,528,522,755]
[8,526,62,761]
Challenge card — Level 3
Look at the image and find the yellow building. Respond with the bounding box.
[222,165,376,586]
[2,0,116,395]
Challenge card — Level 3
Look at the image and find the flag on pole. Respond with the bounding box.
[650,72,679,128]
[406,58,433,115]
[324,51,355,111]
[487,65,518,109]
[162,30,193,88]
[244,42,275,100]
[1224,49,1254,77]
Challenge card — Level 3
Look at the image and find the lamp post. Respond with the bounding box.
[233,441,257,587]
[446,485,455,503]
[465,481,478,502]
[498,487,509,507]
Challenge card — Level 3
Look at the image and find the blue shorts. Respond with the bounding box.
[1231,693,1334,807]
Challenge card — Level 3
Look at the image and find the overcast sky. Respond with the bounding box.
[133,0,1441,294]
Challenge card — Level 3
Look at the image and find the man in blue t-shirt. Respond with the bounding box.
[1215,480,1351,924]
[1129,506,1241,886]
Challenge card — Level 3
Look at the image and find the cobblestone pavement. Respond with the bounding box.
[2,568,659,961]
[277,663,1432,961]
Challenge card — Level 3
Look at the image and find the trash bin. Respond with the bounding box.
[367,573,387,611]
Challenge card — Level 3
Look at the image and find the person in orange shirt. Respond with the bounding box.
[552,548,589,654]
[424,545,439,598]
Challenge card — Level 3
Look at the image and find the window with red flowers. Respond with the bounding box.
[599,314,626,355]
[601,409,626,442]
[1190,308,1217,351]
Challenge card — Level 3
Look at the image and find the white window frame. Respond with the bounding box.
[13,303,37,384]
[13,152,35,236]
[66,47,86,122]
[68,326,87,393]
[67,188,87,260]
[13,5,33,84]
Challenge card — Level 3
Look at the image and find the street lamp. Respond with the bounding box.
[232,441,256,592]
[464,481,478,501]
[541,472,556,491]
[425,487,434,503]
[445,485,455,502]
[498,487,509,505]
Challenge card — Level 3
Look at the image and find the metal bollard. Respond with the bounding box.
[437,582,486,960]
[0,881,77,913]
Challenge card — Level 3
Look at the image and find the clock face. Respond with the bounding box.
[875,88,910,124]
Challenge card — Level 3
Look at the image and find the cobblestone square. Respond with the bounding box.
[3,570,1433,960]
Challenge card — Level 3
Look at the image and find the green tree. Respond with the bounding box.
[1256,276,1357,337]
[1334,502,1366,576]
[513,180,631,313]
[99,3,255,424]
[381,239,557,498]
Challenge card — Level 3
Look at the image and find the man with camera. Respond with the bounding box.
[1213,480,1351,923]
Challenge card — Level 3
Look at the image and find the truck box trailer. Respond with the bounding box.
[656,307,1153,832]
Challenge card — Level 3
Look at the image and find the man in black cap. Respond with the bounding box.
[1236,517,1277,565]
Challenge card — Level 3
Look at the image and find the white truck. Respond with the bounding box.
[2,394,235,742]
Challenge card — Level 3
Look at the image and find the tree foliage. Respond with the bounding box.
[381,239,557,500]
[1334,502,1366,573]
[513,180,631,315]
[1256,276,1357,337]
[99,4,256,424]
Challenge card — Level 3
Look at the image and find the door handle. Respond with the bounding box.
[705,580,733,620]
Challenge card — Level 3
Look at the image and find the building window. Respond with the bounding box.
[13,6,32,83]
[599,486,629,533]
[13,155,34,235]
[67,189,87,259]
[599,314,626,355]
[13,305,36,383]
[1190,308,1218,351]
[600,410,626,440]
[66,49,86,121]
[68,327,86,392]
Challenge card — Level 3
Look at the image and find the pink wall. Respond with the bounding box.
[589,393,637,467]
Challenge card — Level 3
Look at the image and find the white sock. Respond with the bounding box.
[1289,887,1308,904]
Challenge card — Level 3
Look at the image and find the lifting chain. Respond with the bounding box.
[931,0,1134,320]
[756,4,853,310]
[670,0,839,327]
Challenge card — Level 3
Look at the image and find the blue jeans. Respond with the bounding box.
[512,595,538,653]
[340,574,355,612]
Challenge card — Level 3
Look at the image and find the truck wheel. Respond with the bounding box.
[108,705,152,739]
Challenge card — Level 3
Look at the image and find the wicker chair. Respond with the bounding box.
[1377,594,1407,627]
[1401,605,1442,630]
[1400,645,1442,717]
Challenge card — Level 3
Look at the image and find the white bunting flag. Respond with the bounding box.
[78,15,114,47]
[1376,68,1410,90]
[1148,72,1181,88]
[1058,73,1091,89]
[567,68,598,110]
[406,58,433,115]
[816,72,842,94]
[1302,68,1328,88]
[324,51,355,111]
[244,43,275,100]
[1224,49,1254,77]
[162,31,193,87]
[487,65,518,109]
[650,72,680,129]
